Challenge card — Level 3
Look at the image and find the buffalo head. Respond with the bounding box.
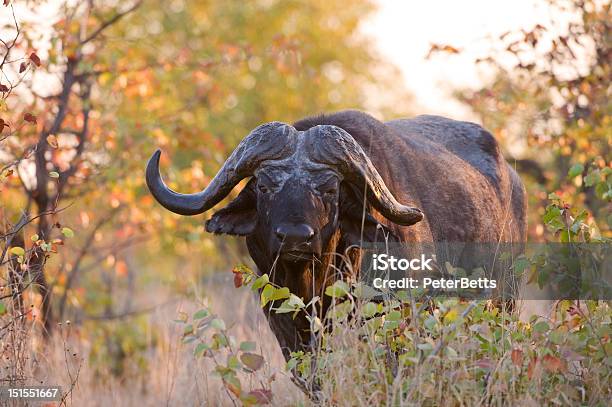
[146,122,423,294]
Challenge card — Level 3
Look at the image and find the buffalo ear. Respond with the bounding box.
[205,179,257,236]
[339,184,399,245]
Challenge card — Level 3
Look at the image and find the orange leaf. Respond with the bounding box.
[47,135,58,148]
[511,348,523,367]
[543,354,566,373]
[224,380,241,398]
[115,260,128,277]
[442,45,460,53]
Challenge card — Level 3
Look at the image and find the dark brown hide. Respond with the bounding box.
[146,110,527,365]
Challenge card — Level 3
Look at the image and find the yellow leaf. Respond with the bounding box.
[444,308,458,324]
[47,134,58,148]
[9,247,25,257]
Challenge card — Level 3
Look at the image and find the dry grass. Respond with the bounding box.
[3,270,609,406]
[19,274,304,406]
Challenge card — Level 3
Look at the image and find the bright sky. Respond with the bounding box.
[362,0,567,120]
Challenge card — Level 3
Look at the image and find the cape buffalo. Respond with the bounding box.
[146,110,526,363]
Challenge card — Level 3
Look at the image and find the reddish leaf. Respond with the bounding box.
[0,84,9,92]
[23,113,37,124]
[527,357,540,379]
[543,354,566,373]
[247,389,273,404]
[29,52,41,67]
[19,62,27,73]
[511,348,523,367]
[233,270,243,288]
[3,1,10,6]
[241,352,264,371]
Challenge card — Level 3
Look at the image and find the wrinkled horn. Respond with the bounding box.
[306,125,423,226]
[146,122,295,215]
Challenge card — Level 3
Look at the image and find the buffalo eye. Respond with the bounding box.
[322,187,337,197]
[317,183,337,198]
[258,184,272,194]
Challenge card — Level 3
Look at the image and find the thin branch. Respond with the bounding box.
[57,206,122,319]
[80,1,142,45]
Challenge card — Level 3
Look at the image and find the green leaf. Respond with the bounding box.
[353,283,379,299]
[424,316,437,331]
[325,280,350,298]
[9,247,25,257]
[417,342,433,351]
[49,171,59,178]
[193,309,209,320]
[567,163,584,179]
[210,318,226,330]
[61,227,74,238]
[228,355,241,369]
[584,169,600,187]
[30,234,39,242]
[362,302,377,318]
[286,358,298,371]
[386,310,402,321]
[274,300,297,314]
[269,286,290,301]
[287,294,305,308]
[513,256,530,274]
[260,284,275,307]
[252,274,269,290]
[0,302,6,316]
[543,206,561,224]
[533,321,549,333]
[194,342,209,357]
[239,341,256,351]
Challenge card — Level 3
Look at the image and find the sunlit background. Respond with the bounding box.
[0,0,609,405]
[365,0,583,118]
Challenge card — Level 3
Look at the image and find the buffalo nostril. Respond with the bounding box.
[275,227,286,241]
[305,226,315,242]
[275,224,315,245]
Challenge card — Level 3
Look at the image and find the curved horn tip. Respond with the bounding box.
[398,207,424,226]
